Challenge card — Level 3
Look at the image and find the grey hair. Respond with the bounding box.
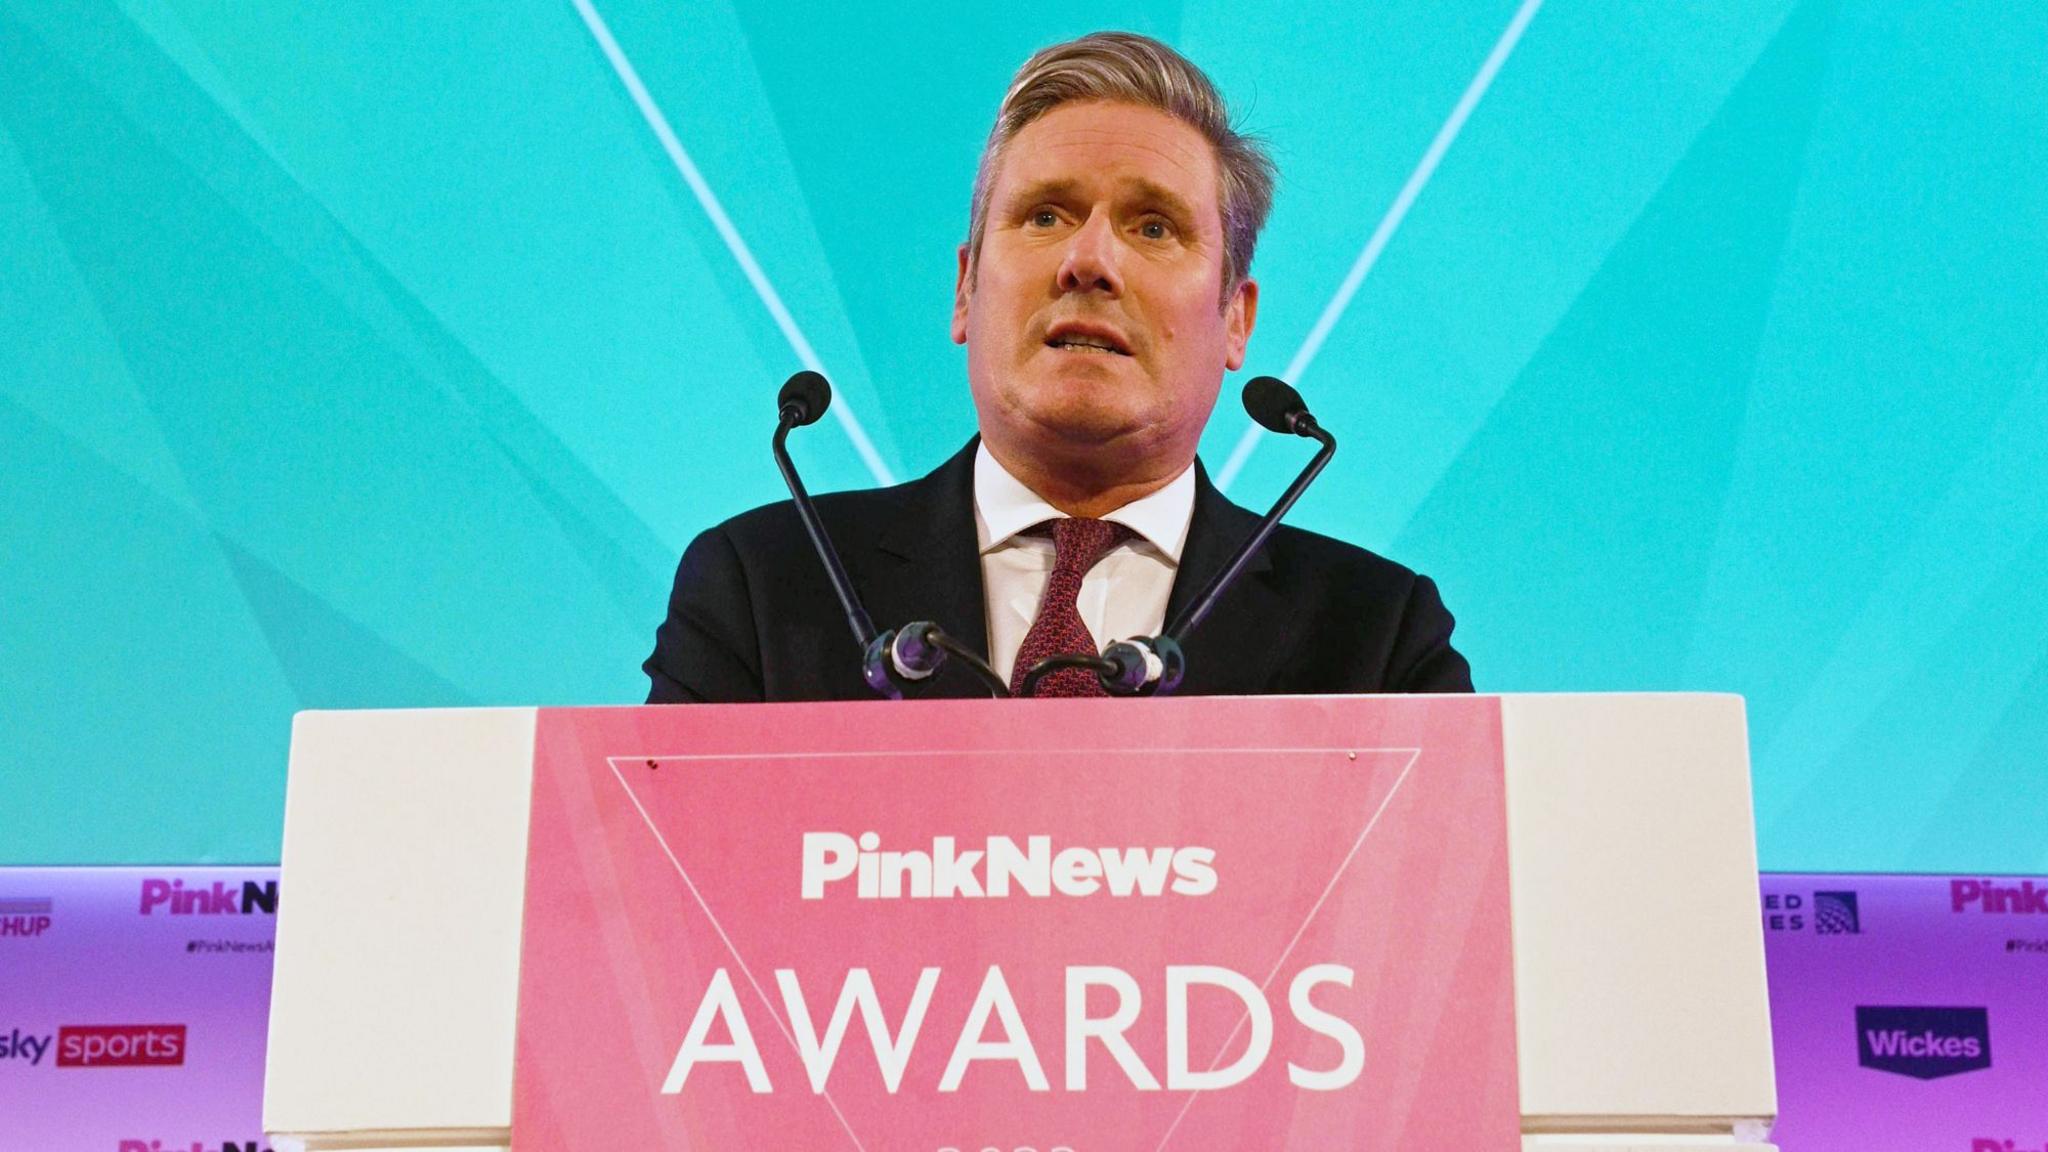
[966,31,1276,302]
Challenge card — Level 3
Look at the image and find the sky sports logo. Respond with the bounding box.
[1856,1006,1990,1080]
[139,878,277,917]
[801,833,1218,900]
[0,1025,187,1068]
[0,896,54,939]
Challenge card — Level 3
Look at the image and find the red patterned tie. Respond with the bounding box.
[1010,517,1136,697]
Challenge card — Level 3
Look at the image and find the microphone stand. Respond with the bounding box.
[771,374,1009,699]
[1164,417,1334,643]
[770,414,896,697]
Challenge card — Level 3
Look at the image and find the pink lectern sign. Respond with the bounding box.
[513,696,1516,1150]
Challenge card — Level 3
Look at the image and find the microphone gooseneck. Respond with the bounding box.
[769,371,891,695]
[771,371,1011,699]
[1163,375,1335,644]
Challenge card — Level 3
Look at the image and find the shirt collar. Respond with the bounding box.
[973,441,1195,562]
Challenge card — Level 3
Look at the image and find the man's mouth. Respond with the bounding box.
[1044,325,1133,356]
[1049,338,1128,355]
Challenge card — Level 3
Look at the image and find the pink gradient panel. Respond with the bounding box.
[512,696,1516,1150]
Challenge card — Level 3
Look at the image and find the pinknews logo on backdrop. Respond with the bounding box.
[800,833,1218,900]
[1972,1141,2048,1152]
[1953,879,2048,915]
[0,896,54,939]
[138,878,277,917]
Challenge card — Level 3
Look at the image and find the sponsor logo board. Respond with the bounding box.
[1763,888,1861,934]
[56,1024,188,1068]
[1855,1006,1991,1080]
[0,897,54,939]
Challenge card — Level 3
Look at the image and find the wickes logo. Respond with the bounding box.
[1856,1006,1991,1080]
[139,878,277,917]
[1952,878,2048,915]
[801,833,1217,900]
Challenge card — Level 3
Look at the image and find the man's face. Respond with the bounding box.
[953,100,1257,477]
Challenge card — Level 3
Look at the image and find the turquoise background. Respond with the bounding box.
[3,1,2044,870]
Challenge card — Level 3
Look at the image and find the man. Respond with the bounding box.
[645,31,1471,702]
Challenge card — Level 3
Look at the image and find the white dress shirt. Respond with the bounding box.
[973,443,1195,683]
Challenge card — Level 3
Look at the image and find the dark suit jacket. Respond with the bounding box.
[645,441,1473,702]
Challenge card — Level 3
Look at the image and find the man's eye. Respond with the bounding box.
[1138,220,1172,240]
[1030,210,1060,228]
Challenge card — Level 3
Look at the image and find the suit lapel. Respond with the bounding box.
[1163,463,1296,696]
[868,440,995,699]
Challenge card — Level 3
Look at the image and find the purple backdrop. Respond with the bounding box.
[1761,873,2048,1150]
[1,868,276,1152]
[5,867,2044,1150]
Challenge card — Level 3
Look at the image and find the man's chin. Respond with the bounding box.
[1012,400,1150,449]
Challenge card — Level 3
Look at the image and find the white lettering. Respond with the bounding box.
[939,966,1049,1092]
[776,967,940,1094]
[1065,966,1159,1091]
[801,833,858,900]
[986,836,1053,898]
[879,850,934,899]
[1098,847,1175,896]
[1287,965,1364,1090]
[855,831,882,897]
[1169,847,1218,896]
[932,837,985,898]
[1166,966,1271,1090]
[1052,848,1103,896]
[803,834,1218,900]
[663,969,770,1093]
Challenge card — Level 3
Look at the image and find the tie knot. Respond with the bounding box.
[1044,517,1135,576]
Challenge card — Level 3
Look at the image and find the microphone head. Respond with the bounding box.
[778,370,832,427]
[1243,375,1308,434]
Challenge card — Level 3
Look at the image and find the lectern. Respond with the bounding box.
[264,694,1777,1151]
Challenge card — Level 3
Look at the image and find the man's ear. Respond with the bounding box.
[951,243,973,346]
[1223,277,1259,371]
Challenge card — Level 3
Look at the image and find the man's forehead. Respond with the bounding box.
[994,102,1220,209]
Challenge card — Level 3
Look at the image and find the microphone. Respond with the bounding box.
[1244,374,1323,438]
[1086,375,1335,696]
[778,369,831,428]
[771,372,1011,699]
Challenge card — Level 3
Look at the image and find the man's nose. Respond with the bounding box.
[1055,211,1123,296]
